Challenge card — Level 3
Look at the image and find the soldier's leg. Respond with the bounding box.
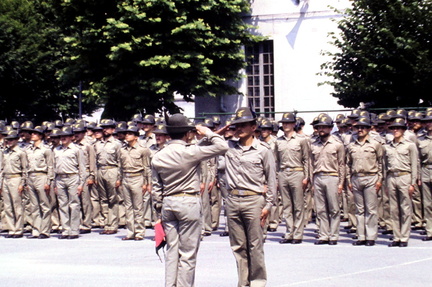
[3,177,24,235]
[279,171,294,240]
[210,185,222,230]
[423,180,432,237]
[122,178,135,239]
[142,190,152,228]
[411,183,423,228]
[67,175,81,236]
[388,176,402,242]
[90,178,103,227]
[325,176,341,241]
[398,175,412,243]
[130,176,145,239]
[364,175,379,241]
[49,183,60,232]
[80,180,93,232]
[56,178,71,236]
[117,184,126,227]
[104,168,119,231]
[314,175,330,241]
[28,174,51,237]
[201,182,212,236]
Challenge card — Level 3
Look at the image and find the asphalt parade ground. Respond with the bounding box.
[1,218,432,287]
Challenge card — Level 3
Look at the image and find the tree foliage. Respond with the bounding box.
[320,0,432,108]
[52,0,262,120]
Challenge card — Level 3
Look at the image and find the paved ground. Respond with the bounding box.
[1,219,432,287]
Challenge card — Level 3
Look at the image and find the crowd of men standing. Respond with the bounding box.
[0,106,432,287]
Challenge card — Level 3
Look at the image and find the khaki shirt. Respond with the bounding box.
[310,136,346,186]
[275,132,310,180]
[94,136,122,181]
[225,138,277,210]
[417,134,432,166]
[75,140,96,181]
[120,142,151,183]
[383,138,418,185]
[53,143,86,187]
[139,133,156,149]
[1,145,28,187]
[152,131,228,209]
[346,135,383,184]
[26,143,54,185]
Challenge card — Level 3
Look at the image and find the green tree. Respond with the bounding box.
[320,0,432,108]
[53,0,261,120]
[0,0,98,123]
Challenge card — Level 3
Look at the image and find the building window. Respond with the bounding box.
[245,40,274,119]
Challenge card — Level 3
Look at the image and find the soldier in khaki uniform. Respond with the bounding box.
[152,113,228,287]
[54,127,86,239]
[94,119,122,234]
[276,112,310,244]
[26,126,54,239]
[119,126,151,240]
[419,111,432,241]
[384,118,418,247]
[310,114,345,245]
[0,131,28,238]
[224,107,276,287]
[346,117,383,246]
[73,123,96,234]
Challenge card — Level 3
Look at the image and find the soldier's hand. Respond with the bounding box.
[260,208,269,227]
[18,185,24,196]
[196,125,211,136]
[142,185,147,194]
[200,182,205,194]
[44,184,50,193]
[87,179,94,186]
[302,178,308,190]
[337,185,343,194]
[348,184,353,192]
[54,187,58,195]
[115,180,121,188]
[418,180,422,186]
[77,186,83,196]
[208,180,215,192]
[375,182,382,193]
[409,185,415,198]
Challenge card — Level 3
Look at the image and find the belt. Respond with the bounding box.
[353,172,377,177]
[316,172,338,177]
[281,167,304,172]
[56,173,78,178]
[230,189,261,196]
[98,165,117,170]
[4,174,21,178]
[388,171,410,177]
[123,172,143,177]
[168,192,200,197]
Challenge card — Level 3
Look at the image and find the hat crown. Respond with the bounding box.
[280,112,296,123]
[232,107,256,124]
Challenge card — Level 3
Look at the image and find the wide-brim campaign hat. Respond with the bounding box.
[279,112,296,123]
[422,111,432,121]
[4,130,19,140]
[60,126,74,136]
[166,114,194,134]
[353,117,371,127]
[125,125,140,135]
[29,126,46,135]
[388,118,408,129]
[231,107,257,125]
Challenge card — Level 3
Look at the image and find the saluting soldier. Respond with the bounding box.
[418,111,432,241]
[384,118,418,247]
[152,113,228,287]
[119,126,151,241]
[346,117,383,246]
[310,114,345,245]
[26,126,54,239]
[94,119,122,235]
[224,107,276,287]
[54,127,86,239]
[276,112,310,244]
[0,130,28,238]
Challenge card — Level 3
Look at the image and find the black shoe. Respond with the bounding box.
[23,229,31,234]
[388,241,400,247]
[58,235,69,239]
[412,226,424,231]
[365,240,375,246]
[420,230,427,235]
[382,230,393,235]
[422,237,432,241]
[79,229,91,234]
[292,239,302,244]
[27,235,39,239]
[344,225,353,230]
[279,239,293,244]
[314,240,329,245]
[13,234,23,238]
[5,234,14,238]
[119,225,126,229]
[328,240,337,245]
[219,232,229,237]
[202,232,211,237]
[268,228,277,232]
[352,235,358,239]
[68,235,79,239]
[399,242,408,247]
[38,234,49,239]
[347,229,357,234]
[352,240,366,246]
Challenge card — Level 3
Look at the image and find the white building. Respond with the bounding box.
[192,0,353,134]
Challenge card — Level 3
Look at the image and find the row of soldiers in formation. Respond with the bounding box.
[0,107,431,248]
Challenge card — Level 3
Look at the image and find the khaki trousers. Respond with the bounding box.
[313,174,340,241]
[97,168,119,231]
[122,175,145,239]
[90,182,103,227]
[201,182,212,234]
[217,172,229,233]
[352,175,378,240]
[162,196,202,287]
[117,184,126,226]
[27,173,51,236]
[3,177,24,235]
[387,174,412,242]
[56,174,81,236]
[49,183,61,230]
[345,187,357,228]
[143,190,153,227]
[279,170,305,240]
[226,194,267,287]
[411,183,423,227]
[211,186,222,230]
[80,180,93,230]
[421,167,432,236]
